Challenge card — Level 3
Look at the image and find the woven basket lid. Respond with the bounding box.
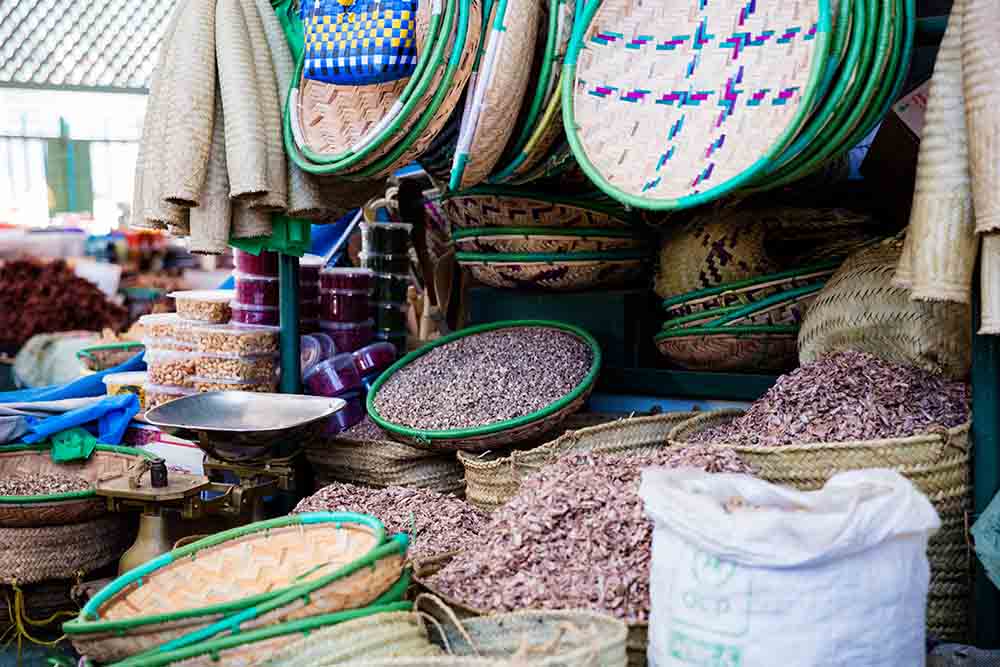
[564,0,832,209]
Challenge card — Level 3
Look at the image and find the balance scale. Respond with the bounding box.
[95,392,345,573]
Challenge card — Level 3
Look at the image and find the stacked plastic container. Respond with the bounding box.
[319,267,375,354]
[232,250,280,326]
[359,222,412,354]
[299,254,325,334]
[138,312,196,410]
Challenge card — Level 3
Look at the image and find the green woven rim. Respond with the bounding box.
[455,248,649,262]
[0,444,153,505]
[659,260,841,310]
[367,320,602,441]
[76,342,145,362]
[654,325,800,342]
[65,513,388,634]
[561,0,832,210]
[451,226,639,240]
[660,282,824,331]
[106,601,413,667]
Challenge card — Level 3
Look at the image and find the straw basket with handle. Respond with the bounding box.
[668,409,972,641]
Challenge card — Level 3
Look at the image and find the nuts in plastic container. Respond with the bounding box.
[146,349,197,387]
[235,249,279,276]
[195,352,279,381]
[234,273,279,307]
[320,267,374,291]
[372,273,410,302]
[301,335,322,374]
[323,391,365,435]
[231,302,280,326]
[299,254,327,285]
[373,301,408,331]
[182,323,279,355]
[144,384,196,409]
[320,319,374,353]
[191,376,278,393]
[303,353,362,397]
[170,290,235,323]
[300,281,320,302]
[321,289,370,322]
[142,337,194,353]
[361,222,412,254]
[312,332,336,359]
[360,252,410,274]
[139,313,181,340]
[352,341,397,376]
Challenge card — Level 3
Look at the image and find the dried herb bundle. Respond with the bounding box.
[293,482,486,560]
[691,351,971,447]
[372,327,593,431]
[429,446,752,623]
[0,472,91,496]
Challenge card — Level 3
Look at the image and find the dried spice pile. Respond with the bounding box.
[338,417,389,441]
[690,351,971,447]
[373,327,593,431]
[0,259,127,351]
[0,472,91,496]
[429,446,752,622]
[293,482,486,559]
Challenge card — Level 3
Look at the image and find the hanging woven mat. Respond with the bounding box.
[563,0,831,209]
[0,445,154,528]
[668,409,971,641]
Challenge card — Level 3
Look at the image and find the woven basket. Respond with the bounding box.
[369,321,600,452]
[654,326,800,373]
[0,579,77,629]
[452,227,642,254]
[661,282,825,332]
[668,409,972,641]
[65,513,396,663]
[798,241,972,379]
[442,190,632,229]
[459,253,647,291]
[459,412,695,512]
[0,444,152,528]
[0,515,135,586]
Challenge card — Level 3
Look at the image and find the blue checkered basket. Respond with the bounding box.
[301,0,419,85]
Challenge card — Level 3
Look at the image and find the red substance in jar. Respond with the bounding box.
[300,281,320,302]
[231,303,279,326]
[320,320,374,353]
[320,267,374,291]
[312,332,336,358]
[321,289,370,322]
[299,255,326,285]
[323,392,366,435]
[235,250,279,276]
[303,353,362,397]
[234,274,279,307]
[352,341,397,375]
[300,300,321,320]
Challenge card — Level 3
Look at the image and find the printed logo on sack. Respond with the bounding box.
[671,549,751,638]
[668,629,742,667]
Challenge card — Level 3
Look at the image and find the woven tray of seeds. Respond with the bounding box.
[64,513,406,664]
[0,514,135,586]
[459,411,697,512]
[368,321,601,452]
[668,409,972,641]
[0,444,155,528]
[413,558,644,666]
[442,187,635,230]
[654,325,800,373]
[452,226,643,254]
[456,250,649,291]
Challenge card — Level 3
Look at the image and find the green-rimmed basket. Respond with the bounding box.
[442,186,634,230]
[562,0,832,210]
[65,513,401,663]
[77,342,145,372]
[457,249,648,290]
[368,320,601,452]
[0,444,154,528]
[105,602,414,667]
[661,282,826,332]
[452,226,643,253]
[654,325,800,373]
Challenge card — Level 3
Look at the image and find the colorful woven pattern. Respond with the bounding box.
[303,0,419,85]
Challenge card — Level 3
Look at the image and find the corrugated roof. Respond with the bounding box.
[0,0,179,93]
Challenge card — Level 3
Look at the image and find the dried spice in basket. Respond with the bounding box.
[689,351,971,448]
[293,482,486,560]
[428,446,752,623]
[372,327,593,431]
[0,472,91,496]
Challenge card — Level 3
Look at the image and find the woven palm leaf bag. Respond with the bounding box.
[562,0,831,210]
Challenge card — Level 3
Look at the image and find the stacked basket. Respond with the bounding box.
[442,186,650,290]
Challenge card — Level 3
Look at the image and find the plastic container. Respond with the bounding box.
[361,222,412,254]
[360,371,382,393]
[319,319,374,353]
[301,335,322,374]
[170,290,235,323]
[194,352,279,381]
[320,267,374,291]
[139,312,181,339]
[372,273,410,302]
[103,372,148,404]
[234,272,279,307]
[373,301,408,331]
[299,254,327,284]
[321,289,370,322]
[300,299,321,321]
[234,249,279,276]
[177,323,279,355]
[324,391,366,435]
[312,332,336,359]
[144,384,196,410]
[303,352,363,397]
[300,280,321,302]
[146,348,197,387]
[191,376,278,393]
[230,302,279,326]
[360,252,410,274]
[352,341,397,376]
[142,336,194,352]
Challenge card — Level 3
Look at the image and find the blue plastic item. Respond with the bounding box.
[0,351,145,404]
[21,392,141,446]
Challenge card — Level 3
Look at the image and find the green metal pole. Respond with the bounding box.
[972,273,1000,648]
[279,254,302,394]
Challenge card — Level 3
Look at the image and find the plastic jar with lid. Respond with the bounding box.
[179,323,279,355]
[144,384,197,410]
[372,301,408,332]
[146,348,197,387]
[300,300,322,321]
[324,391,366,434]
[303,353,363,397]
[319,319,374,353]
[300,335,322,375]
[139,312,181,339]
[299,254,327,285]
[361,222,412,254]
[321,289,370,322]
[235,249,279,276]
[372,273,410,302]
[170,290,235,323]
[300,281,321,302]
[320,267,374,291]
[230,302,279,326]
[194,351,279,381]
[351,341,397,376]
[360,252,409,275]
[190,375,278,393]
[234,272,280,307]
[311,332,336,359]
